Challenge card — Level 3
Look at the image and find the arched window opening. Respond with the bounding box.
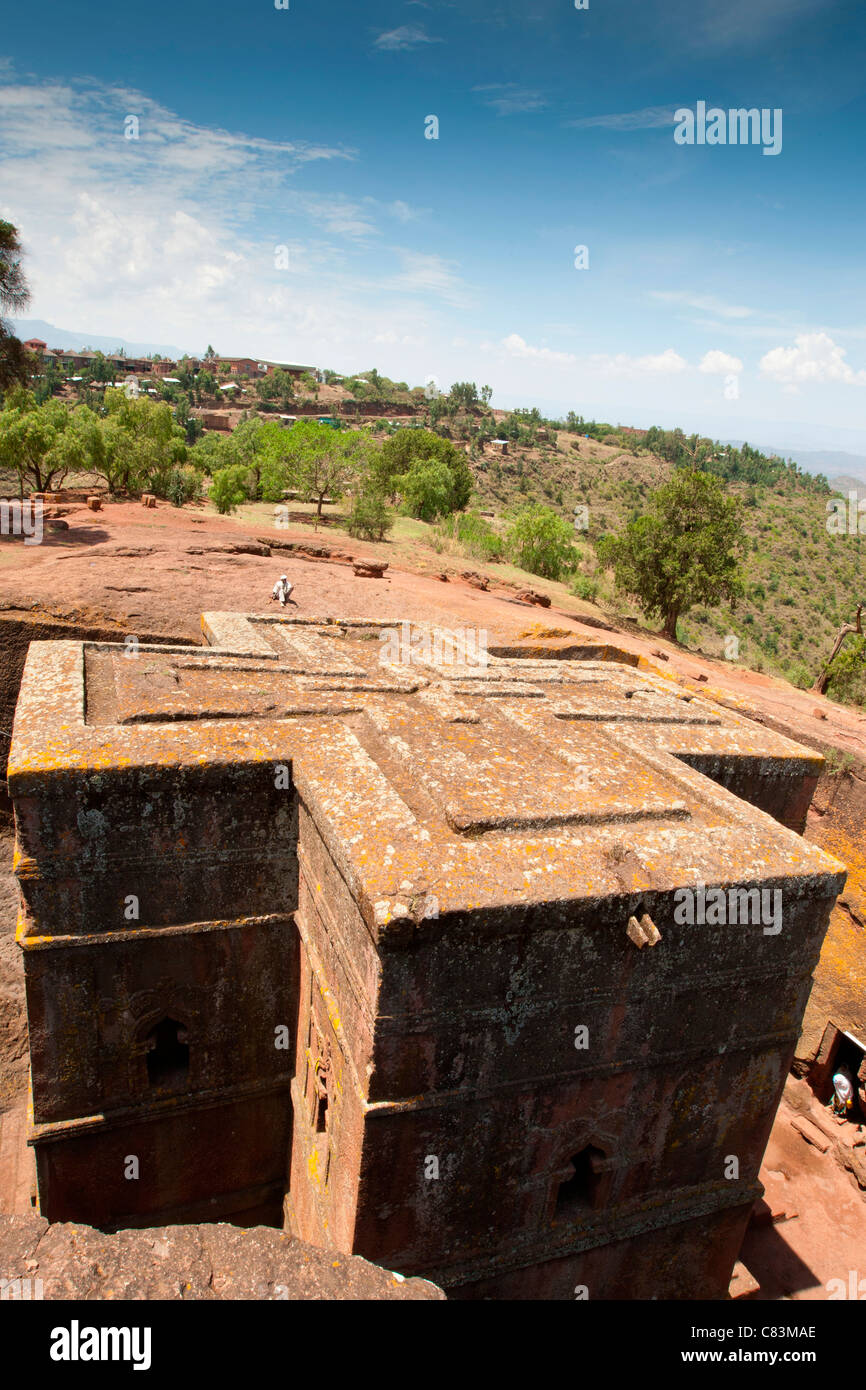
[145,1017,189,1089]
[556,1144,606,1218]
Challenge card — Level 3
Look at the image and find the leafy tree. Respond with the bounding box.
[346,485,393,541]
[375,429,472,511]
[98,388,187,494]
[259,419,370,522]
[210,465,250,515]
[33,357,64,405]
[449,381,479,411]
[363,368,384,399]
[0,221,31,393]
[81,351,114,387]
[506,504,579,580]
[397,457,454,522]
[195,369,218,402]
[219,417,265,494]
[255,368,294,408]
[0,391,79,493]
[596,469,744,640]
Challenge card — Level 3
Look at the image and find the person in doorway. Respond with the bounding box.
[271,574,294,606]
[830,1065,854,1117]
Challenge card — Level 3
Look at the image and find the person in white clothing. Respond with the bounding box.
[271,575,294,606]
[831,1065,854,1117]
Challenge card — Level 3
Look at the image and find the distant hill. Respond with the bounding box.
[829,475,866,499]
[467,427,864,697]
[12,319,189,360]
[723,440,866,484]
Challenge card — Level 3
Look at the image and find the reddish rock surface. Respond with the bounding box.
[0,1214,443,1299]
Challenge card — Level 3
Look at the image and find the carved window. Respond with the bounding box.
[145,1017,189,1089]
[556,1144,607,1217]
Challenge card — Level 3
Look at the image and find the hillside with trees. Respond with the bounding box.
[0,235,861,710]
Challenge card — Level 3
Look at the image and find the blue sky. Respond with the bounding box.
[2,0,866,450]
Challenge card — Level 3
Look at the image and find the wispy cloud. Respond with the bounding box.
[651,290,754,321]
[373,25,442,51]
[384,199,425,223]
[565,105,677,131]
[474,84,547,116]
[696,0,825,51]
[387,250,471,308]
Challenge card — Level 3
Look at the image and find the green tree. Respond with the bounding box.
[259,419,369,523]
[195,369,218,402]
[0,391,79,493]
[98,388,187,494]
[596,469,745,641]
[210,464,250,515]
[82,351,114,387]
[449,381,479,411]
[346,485,393,541]
[375,429,472,510]
[506,503,579,581]
[363,368,384,399]
[397,457,454,522]
[0,221,31,393]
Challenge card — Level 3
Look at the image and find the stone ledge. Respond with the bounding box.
[0,1215,444,1300]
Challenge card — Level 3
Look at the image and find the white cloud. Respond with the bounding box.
[387,250,471,307]
[565,105,678,131]
[474,85,547,116]
[500,333,576,365]
[386,199,422,223]
[374,25,442,50]
[699,349,743,374]
[0,72,475,372]
[759,332,866,386]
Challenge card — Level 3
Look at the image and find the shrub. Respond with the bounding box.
[346,489,393,541]
[571,575,599,602]
[506,504,579,581]
[826,635,866,706]
[436,510,504,562]
[210,465,250,515]
[397,458,454,522]
[163,465,202,507]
